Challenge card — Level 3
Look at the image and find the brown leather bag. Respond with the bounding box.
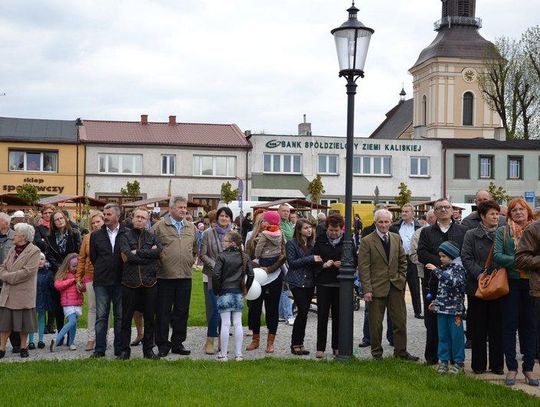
[475,230,509,300]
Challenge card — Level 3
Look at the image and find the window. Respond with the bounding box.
[193,155,236,177]
[98,154,142,174]
[410,157,429,177]
[463,92,474,126]
[263,153,301,174]
[454,155,470,179]
[479,155,493,179]
[161,155,175,175]
[8,150,58,172]
[458,0,470,16]
[353,156,391,176]
[508,156,523,180]
[318,155,338,174]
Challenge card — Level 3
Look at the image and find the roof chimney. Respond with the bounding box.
[141,114,148,125]
[168,115,176,126]
[298,114,312,136]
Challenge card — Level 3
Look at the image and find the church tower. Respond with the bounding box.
[409,0,502,139]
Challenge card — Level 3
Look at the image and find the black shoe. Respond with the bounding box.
[0,350,5,359]
[12,346,21,354]
[158,350,169,358]
[465,339,472,349]
[473,369,486,374]
[116,351,130,360]
[28,342,36,350]
[358,340,370,348]
[130,337,143,347]
[20,348,29,358]
[491,368,504,375]
[171,344,191,355]
[143,350,160,360]
[373,355,383,361]
[37,341,45,349]
[388,340,394,347]
[90,352,105,359]
[414,314,424,320]
[398,352,419,362]
[114,350,122,357]
[424,360,438,366]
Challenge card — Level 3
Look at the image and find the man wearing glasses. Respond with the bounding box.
[417,198,467,365]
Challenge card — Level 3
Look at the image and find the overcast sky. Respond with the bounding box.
[0,0,538,137]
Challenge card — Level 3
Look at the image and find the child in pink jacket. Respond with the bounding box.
[50,253,84,352]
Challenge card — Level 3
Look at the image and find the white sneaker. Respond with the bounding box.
[235,355,244,361]
[69,345,77,351]
[287,318,295,325]
[216,353,228,362]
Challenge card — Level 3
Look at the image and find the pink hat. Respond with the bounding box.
[263,210,280,226]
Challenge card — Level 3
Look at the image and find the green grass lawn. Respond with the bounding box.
[77,270,258,328]
[0,358,536,405]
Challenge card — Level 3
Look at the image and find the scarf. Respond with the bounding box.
[480,222,498,240]
[214,223,233,244]
[14,242,29,259]
[508,218,533,248]
[327,233,343,247]
[39,218,51,230]
[55,230,68,253]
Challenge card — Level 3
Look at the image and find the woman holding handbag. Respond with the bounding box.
[462,200,504,375]
[493,198,538,386]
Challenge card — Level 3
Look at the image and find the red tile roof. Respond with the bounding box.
[80,120,251,149]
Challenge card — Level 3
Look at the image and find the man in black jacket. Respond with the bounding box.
[390,204,423,319]
[418,198,467,364]
[90,203,127,358]
[117,208,161,360]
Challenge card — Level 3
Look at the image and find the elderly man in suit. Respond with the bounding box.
[358,209,419,361]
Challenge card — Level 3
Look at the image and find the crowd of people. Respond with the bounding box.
[1,192,540,385]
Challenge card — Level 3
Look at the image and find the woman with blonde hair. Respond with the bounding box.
[76,210,103,351]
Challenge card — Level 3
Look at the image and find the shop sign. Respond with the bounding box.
[1,177,65,194]
[265,139,423,152]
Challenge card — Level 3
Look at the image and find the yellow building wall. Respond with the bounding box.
[0,142,85,196]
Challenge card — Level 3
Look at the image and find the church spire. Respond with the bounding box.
[437,0,481,30]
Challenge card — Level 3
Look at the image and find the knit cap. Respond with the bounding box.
[438,241,460,260]
[263,210,281,226]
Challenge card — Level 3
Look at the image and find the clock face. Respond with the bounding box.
[462,68,477,83]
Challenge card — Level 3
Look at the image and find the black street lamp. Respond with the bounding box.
[331,2,373,360]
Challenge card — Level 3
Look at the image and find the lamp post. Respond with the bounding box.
[331,2,373,360]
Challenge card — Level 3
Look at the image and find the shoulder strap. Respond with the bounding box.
[212,229,223,253]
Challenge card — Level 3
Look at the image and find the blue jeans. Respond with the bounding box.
[437,313,465,364]
[29,310,46,344]
[279,289,293,320]
[94,284,122,355]
[55,313,78,346]
[502,279,536,372]
[207,288,220,337]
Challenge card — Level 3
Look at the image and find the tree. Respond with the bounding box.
[395,182,412,207]
[307,175,325,207]
[120,180,141,198]
[478,31,540,140]
[15,183,40,206]
[487,181,512,204]
[220,181,239,206]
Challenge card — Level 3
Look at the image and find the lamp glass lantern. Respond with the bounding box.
[331,4,374,76]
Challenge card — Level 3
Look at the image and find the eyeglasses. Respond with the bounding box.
[435,205,451,211]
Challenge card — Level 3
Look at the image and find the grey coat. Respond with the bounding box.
[0,228,14,266]
[461,226,496,296]
[200,228,224,290]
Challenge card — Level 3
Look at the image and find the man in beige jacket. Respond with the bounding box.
[152,196,198,357]
[358,209,418,361]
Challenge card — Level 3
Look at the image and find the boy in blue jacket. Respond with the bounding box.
[426,241,466,375]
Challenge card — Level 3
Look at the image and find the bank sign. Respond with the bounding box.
[265,139,423,152]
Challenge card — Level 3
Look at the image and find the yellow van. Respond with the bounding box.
[329,203,375,228]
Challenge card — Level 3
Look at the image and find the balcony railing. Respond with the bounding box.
[434,16,482,30]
